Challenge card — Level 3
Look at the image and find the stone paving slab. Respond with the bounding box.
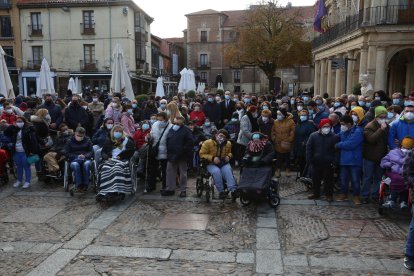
[280,199,316,205]
[256,249,283,274]
[63,229,101,250]
[236,252,255,264]
[309,255,385,270]
[0,241,36,252]
[28,243,58,254]
[283,254,308,266]
[256,216,277,228]
[256,227,280,250]
[380,258,410,273]
[82,245,171,259]
[27,249,79,276]
[1,207,64,223]
[86,211,121,230]
[170,249,235,263]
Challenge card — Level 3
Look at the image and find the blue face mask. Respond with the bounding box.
[277,115,284,121]
[252,134,261,140]
[334,102,340,107]
[262,105,269,110]
[127,109,133,114]
[142,124,150,131]
[225,95,230,100]
[350,105,356,110]
[113,131,122,139]
[132,104,137,109]
[366,103,371,108]
[393,99,400,105]
[243,98,251,104]
[387,112,394,119]
[405,101,411,107]
[300,115,307,122]
[172,124,180,131]
[204,122,211,127]
[208,98,214,103]
[315,100,322,105]
[160,104,166,109]
[150,119,156,125]
[303,97,308,102]
[358,101,365,107]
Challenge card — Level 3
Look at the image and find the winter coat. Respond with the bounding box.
[202,123,217,139]
[294,120,317,158]
[224,121,240,140]
[38,102,63,127]
[64,104,89,130]
[271,117,295,153]
[363,119,389,163]
[237,114,253,146]
[189,110,206,126]
[101,137,135,161]
[381,148,406,175]
[311,109,328,127]
[258,116,274,138]
[199,139,232,163]
[92,127,110,147]
[203,102,221,126]
[63,136,93,162]
[0,112,17,125]
[403,150,414,192]
[166,125,193,162]
[388,117,414,149]
[150,121,172,160]
[336,126,364,166]
[4,124,40,155]
[220,100,236,122]
[30,115,50,140]
[88,101,104,126]
[306,131,339,165]
[142,106,158,120]
[120,112,136,137]
[132,107,143,123]
[244,141,275,167]
[104,106,122,123]
[51,130,73,154]
[132,129,150,150]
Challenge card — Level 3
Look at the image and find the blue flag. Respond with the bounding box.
[314,0,327,33]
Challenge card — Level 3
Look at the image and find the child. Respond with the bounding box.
[380,136,414,208]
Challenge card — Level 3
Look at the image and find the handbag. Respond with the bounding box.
[150,123,169,157]
[27,154,40,165]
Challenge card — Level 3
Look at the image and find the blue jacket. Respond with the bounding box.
[336,126,364,166]
[388,118,414,149]
[312,109,328,126]
[294,120,317,157]
[92,127,110,147]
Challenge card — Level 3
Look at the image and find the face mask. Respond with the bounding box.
[401,148,410,155]
[405,112,414,120]
[82,106,88,110]
[194,106,200,111]
[252,134,261,140]
[252,113,258,118]
[262,116,269,123]
[387,112,394,119]
[352,115,359,123]
[341,125,349,132]
[358,101,365,107]
[290,100,295,105]
[45,114,51,121]
[366,103,371,108]
[172,124,180,131]
[300,115,307,122]
[92,98,98,103]
[262,105,269,110]
[377,118,386,125]
[16,122,24,128]
[113,131,123,139]
[375,96,381,101]
[350,105,356,110]
[106,124,113,130]
[231,118,238,122]
[233,98,239,103]
[158,121,167,127]
[321,127,331,135]
[75,136,84,142]
[334,102,340,107]
[277,115,284,121]
[315,100,322,105]
[405,101,412,107]
[160,104,166,109]
[308,110,314,116]
[297,106,303,111]
[150,119,156,125]
[393,99,400,105]
[303,97,308,102]
[127,109,133,114]
[216,136,225,144]
[5,109,12,114]
[243,98,250,104]
[112,103,118,108]
[63,130,69,135]
[207,98,214,103]
[225,95,230,100]
[132,103,137,109]
[204,122,211,127]
[142,123,150,131]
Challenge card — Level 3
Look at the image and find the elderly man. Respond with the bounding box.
[220,91,236,127]
[64,94,89,130]
[392,92,404,108]
[39,93,63,130]
[388,104,414,149]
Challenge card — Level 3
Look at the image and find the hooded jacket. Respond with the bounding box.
[388,116,414,149]
[336,126,364,166]
[271,114,295,153]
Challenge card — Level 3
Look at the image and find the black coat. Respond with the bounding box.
[63,136,93,162]
[294,121,317,158]
[306,131,339,165]
[220,100,236,122]
[92,127,111,147]
[166,125,193,162]
[101,137,135,161]
[38,102,63,127]
[4,124,40,155]
[64,104,89,130]
[203,102,222,126]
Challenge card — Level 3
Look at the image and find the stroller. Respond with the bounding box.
[378,171,411,214]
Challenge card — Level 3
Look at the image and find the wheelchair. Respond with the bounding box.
[63,158,97,196]
[42,157,65,184]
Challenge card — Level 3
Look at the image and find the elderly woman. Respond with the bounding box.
[96,125,135,201]
[189,102,206,127]
[120,103,137,137]
[104,97,123,123]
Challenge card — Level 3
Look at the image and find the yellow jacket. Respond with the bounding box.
[199,139,233,163]
[271,117,296,153]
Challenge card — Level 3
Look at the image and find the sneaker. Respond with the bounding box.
[335,194,348,202]
[352,195,362,205]
[13,181,21,188]
[22,182,30,189]
[382,200,395,209]
[308,194,320,200]
[404,256,414,271]
[361,198,370,204]
[400,201,408,209]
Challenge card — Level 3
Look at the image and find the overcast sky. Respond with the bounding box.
[134,0,316,38]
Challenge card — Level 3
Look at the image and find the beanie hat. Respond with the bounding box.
[318,118,332,129]
[351,106,365,123]
[279,108,288,117]
[374,106,387,118]
[401,136,414,149]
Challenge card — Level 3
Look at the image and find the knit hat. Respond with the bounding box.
[279,108,288,117]
[374,106,387,118]
[401,136,414,149]
[351,106,365,123]
[318,118,332,129]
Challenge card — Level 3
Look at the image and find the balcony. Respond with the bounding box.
[196,62,211,69]
[80,23,95,35]
[28,25,43,37]
[0,0,11,9]
[80,60,98,71]
[26,60,41,70]
[234,78,240,83]
[313,5,414,49]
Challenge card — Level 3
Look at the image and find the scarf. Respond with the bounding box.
[248,138,268,153]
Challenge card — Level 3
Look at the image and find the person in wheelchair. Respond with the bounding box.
[242,132,275,169]
[63,127,93,192]
[43,123,73,175]
[96,125,135,201]
[199,129,237,199]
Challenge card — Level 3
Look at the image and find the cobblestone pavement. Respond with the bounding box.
[0,170,412,275]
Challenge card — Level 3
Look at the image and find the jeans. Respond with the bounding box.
[406,205,414,257]
[340,165,362,196]
[70,160,91,187]
[207,163,236,193]
[361,159,383,199]
[13,152,31,183]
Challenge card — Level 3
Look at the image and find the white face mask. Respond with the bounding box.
[377,118,386,125]
[262,116,269,123]
[352,115,359,123]
[341,125,349,132]
[16,122,24,128]
[106,124,113,130]
[5,108,12,114]
[297,106,303,111]
[321,127,331,135]
[92,98,98,102]
[401,148,410,154]
[405,112,414,121]
[82,106,88,110]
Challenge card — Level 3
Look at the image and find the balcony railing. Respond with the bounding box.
[26,60,41,70]
[196,62,211,69]
[28,25,43,37]
[80,22,95,35]
[0,0,11,9]
[313,5,414,48]
[80,60,98,71]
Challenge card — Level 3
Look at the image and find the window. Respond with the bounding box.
[234,86,241,93]
[200,72,207,82]
[200,31,207,42]
[3,46,14,67]
[32,46,43,66]
[84,44,95,64]
[0,16,11,37]
[234,71,241,83]
[30,13,41,35]
[200,54,208,66]
[82,11,95,34]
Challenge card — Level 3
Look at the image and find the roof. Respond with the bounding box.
[163,37,184,44]
[185,9,220,16]
[222,10,246,27]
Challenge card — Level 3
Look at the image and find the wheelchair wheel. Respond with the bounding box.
[90,161,96,193]
[240,194,251,206]
[196,178,203,197]
[63,162,69,192]
[205,185,211,203]
[268,196,280,208]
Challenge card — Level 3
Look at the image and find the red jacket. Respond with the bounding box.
[132,129,150,150]
[189,111,206,127]
[0,112,17,125]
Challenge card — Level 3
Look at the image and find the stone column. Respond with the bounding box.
[334,55,343,97]
[346,51,354,94]
[314,60,320,95]
[327,59,334,96]
[374,46,387,91]
[320,59,327,96]
[359,46,368,75]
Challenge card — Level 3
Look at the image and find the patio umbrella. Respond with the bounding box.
[67,77,77,94]
[217,82,224,91]
[110,43,134,100]
[0,46,14,99]
[178,67,188,92]
[155,76,165,97]
[187,69,196,92]
[37,58,55,97]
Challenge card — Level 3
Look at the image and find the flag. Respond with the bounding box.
[314,0,327,33]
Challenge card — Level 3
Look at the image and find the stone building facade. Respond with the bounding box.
[313,0,414,97]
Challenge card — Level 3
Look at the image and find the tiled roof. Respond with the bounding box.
[222,10,247,27]
[185,9,220,16]
[163,37,184,44]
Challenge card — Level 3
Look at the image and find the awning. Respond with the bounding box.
[130,74,157,84]
[70,73,112,77]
